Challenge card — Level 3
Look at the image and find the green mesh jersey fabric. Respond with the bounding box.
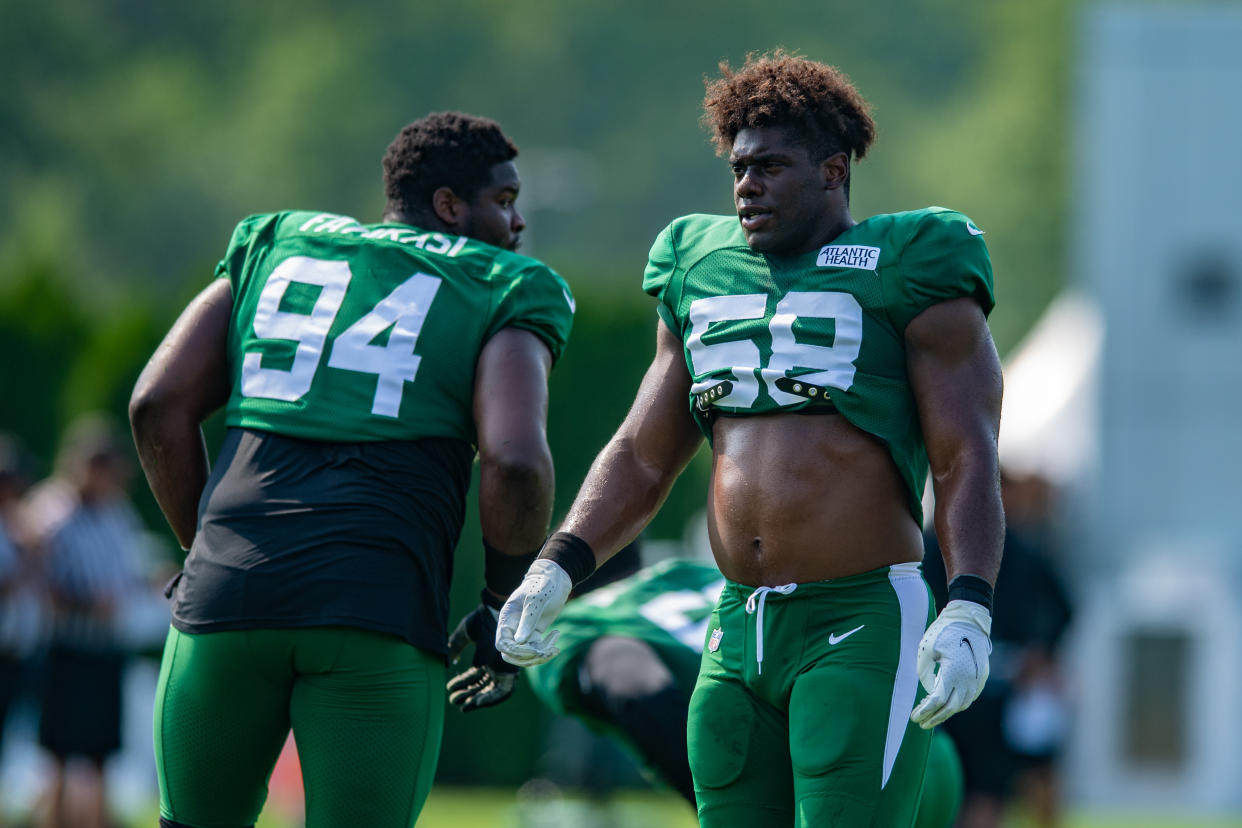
[217,211,575,444]
[524,559,725,714]
[642,207,994,523]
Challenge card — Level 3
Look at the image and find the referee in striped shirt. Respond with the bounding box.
[25,413,149,828]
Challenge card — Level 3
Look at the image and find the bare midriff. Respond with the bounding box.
[707,412,923,587]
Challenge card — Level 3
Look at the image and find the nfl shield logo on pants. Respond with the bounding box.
[708,627,724,652]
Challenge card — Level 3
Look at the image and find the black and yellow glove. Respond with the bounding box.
[446,590,519,712]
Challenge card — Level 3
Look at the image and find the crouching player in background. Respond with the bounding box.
[524,552,965,827]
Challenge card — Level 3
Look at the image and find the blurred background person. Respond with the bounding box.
[22,414,150,828]
[0,433,46,826]
[994,471,1073,828]
[922,468,1073,828]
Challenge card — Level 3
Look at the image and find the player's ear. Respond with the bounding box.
[432,186,468,228]
[821,151,849,191]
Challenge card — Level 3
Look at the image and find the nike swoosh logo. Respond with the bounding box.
[829,624,865,645]
[966,221,984,236]
[562,287,576,313]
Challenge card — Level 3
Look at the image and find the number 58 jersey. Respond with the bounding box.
[218,211,575,445]
[643,207,994,523]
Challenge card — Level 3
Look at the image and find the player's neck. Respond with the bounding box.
[812,209,855,249]
[770,210,857,260]
[381,207,448,233]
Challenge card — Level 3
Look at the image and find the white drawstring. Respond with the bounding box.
[745,583,797,674]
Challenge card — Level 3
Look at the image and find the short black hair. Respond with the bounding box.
[702,49,876,164]
[382,112,518,217]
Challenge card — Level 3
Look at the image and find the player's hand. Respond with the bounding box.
[911,599,992,729]
[495,559,571,667]
[446,602,518,712]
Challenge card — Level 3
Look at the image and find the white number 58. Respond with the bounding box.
[685,290,863,406]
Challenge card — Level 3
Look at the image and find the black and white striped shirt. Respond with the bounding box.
[27,481,146,649]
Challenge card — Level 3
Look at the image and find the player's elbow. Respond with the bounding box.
[929,426,999,483]
[618,434,683,495]
[128,374,168,439]
[479,438,554,490]
[129,368,199,446]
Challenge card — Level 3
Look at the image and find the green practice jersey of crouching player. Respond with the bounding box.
[643,207,993,522]
[219,210,575,444]
[526,558,726,726]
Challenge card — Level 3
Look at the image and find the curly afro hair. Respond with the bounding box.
[702,50,876,164]
[382,112,518,216]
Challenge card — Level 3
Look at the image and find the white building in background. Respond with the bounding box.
[1007,4,1242,815]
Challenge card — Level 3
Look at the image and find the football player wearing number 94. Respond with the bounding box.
[497,50,1003,827]
[129,112,575,828]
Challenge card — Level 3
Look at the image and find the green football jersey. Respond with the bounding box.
[216,211,575,444]
[525,559,725,715]
[642,207,994,522]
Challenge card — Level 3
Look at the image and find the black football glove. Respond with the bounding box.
[446,592,519,712]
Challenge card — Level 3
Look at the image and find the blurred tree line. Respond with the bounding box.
[0,0,1072,786]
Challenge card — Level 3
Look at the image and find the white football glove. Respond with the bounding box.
[495,559,572,667]
[910,599,992,729]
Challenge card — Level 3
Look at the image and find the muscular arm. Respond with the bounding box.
[906,297,1004,585]
[495,319,702,666]
[474,328,556,564]
[560,319,704,567]
[443,329,556,712]
[129,279,233,549]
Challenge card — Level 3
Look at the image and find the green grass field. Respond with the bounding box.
[118,787,1242,828]
[129,787,696,828]
[246,787,1242,828]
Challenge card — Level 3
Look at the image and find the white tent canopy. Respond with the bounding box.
[997,290,1103,486]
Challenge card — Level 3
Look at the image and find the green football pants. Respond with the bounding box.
[688,562,934,828]
[916,730,965,828]
[154,625,445,828]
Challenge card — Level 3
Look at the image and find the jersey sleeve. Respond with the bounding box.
[642,223,682,333]
[487,259,575,365]
[890,209,995,331]
[213,213,278,292]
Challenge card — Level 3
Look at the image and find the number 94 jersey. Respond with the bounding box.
[643,207,994,523]
[217,211,575,445]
